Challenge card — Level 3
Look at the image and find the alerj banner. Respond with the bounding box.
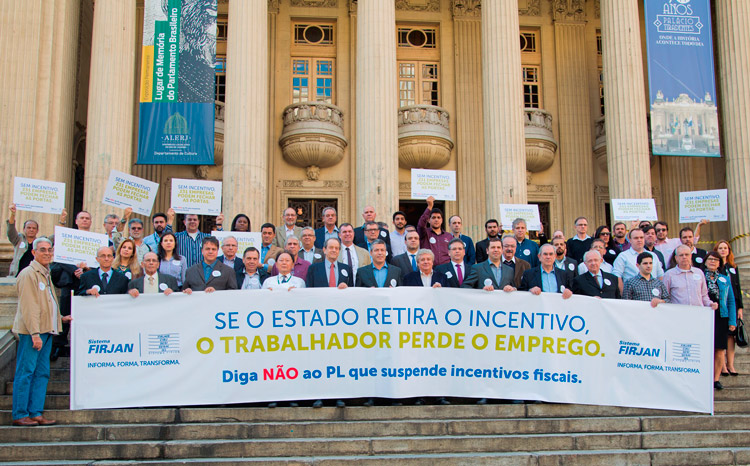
[644,0,720,157]
[71,288,713,413]
[137,0,217,165]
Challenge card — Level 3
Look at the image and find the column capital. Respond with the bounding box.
[551,0,586,23]
[268,0,279,14]
[452,0,480,18]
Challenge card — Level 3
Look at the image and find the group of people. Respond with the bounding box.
[8,199,742,425]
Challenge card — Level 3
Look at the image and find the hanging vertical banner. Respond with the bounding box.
[644,0,720,157]
[137,0,217,165]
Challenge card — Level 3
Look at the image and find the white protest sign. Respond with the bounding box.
[53,226,109,268]
[411,169,457,201]
[611,199,658,221]
[211,231,262,255]
[13,177,66,214]
[102,170,159,216]
[499,204,542,231]
[679,189,727,223]
[171,178,222,216]
[71,288,712,414]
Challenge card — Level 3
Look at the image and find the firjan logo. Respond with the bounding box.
[164,112,189,135]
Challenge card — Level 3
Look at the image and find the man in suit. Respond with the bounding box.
[127,252,179,297]
[270,236,311,280]
[183,237,238,293]
[403,249,449,287]
[338,223,371,282]
[572,250,620,299]
[391,230,420,275]
[679,226,708,268]
[236,247,269,290]
[357,240,402,288]
[217,236,244,274]
[354,205,392,250]
[77,246,129,296]
[436,238,472,288]
[299,227,324,264]
[520,244,573,299]
[360,221,393,259]
[447,215,476,266]
[273,207,303,248]
[552,237,578,283]
[306,238,354,288]
[462,237,515,291]
[314,206,339,249]
[500,234,530,288]
[259,223,283,269]
[475,219,501,264]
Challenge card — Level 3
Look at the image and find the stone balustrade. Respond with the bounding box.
[397,105,454,169]
[524,108,557,173]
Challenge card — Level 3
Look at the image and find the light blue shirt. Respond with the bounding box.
[373,262,389,288]
[390,230,407,256]
[324,227,340,243]
[489,263,503,286]
[612,248,664,282]
[590,271,603,288]
[541,269,558,293]
[98,268,111,282]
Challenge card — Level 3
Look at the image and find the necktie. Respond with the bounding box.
[596,274,602,288]
[456,264,463,286]
[346,247,353,268]
[410,254,417,272]
[148,276,155,286]
[329,263,337,287]
[101,272,109,290]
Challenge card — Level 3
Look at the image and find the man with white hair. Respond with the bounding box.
[663,244,716,308]
[217,235,244,273]
[572,250,620,299]
[403,249,449,287]
[12,237,72,426]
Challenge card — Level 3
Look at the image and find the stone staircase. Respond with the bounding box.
[2,277,750,464]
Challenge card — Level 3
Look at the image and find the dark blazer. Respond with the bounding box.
[218,255,244,274]
[504,257,531,288]
[475,238,492,264]
[459,235,477,265]
[354,225,392,250]
[391,252,418,275]
[183,261,238,291]
[128,273,179,293]
[355,263,403,288]
[50,262,80,315]
[572,271,620,299]
[77,268,129,296]
[235,268,269,289]
[305,261,355,288]
[461,261,514,289]
[555,257,579,284]
[692,248,708,268]
[403,270,449,287]
[435,262,473,288]
[314,226,339,249]
[520,266,572,293]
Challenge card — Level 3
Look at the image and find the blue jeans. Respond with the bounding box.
[12,333,52,420]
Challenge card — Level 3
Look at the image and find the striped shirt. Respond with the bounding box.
[175,231,210,269]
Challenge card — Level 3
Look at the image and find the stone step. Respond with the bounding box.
[0,281,17,298]
[4,430,750,462]
[5,380,69,395]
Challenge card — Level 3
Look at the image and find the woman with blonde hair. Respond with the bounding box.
[714,240,743,376]
[113,239,142,280]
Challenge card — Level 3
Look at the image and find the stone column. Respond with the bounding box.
[716,0,750,266]
[0,0,80,238]
[84,0,136,227]
[453,1,486,240]
[600,0,651,200]
[481,0,527,218]
[355,0,399,218]
[223,1,269,227]
[553,1,595,228]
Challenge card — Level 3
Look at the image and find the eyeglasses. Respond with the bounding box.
[130,226,143,230]
[655,228,666,232]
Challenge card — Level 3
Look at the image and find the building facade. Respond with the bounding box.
[1,0,748,267]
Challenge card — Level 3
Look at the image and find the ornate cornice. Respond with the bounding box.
[397,0,439,12]
[349,0,357,14]
[519,0,542,16]
[268,0,280,13]
[291,0,337,7]
[594,0,600,18]
[551,0,586,22]
[451,0,480,18]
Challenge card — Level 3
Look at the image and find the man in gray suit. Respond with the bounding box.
[183,237,238,293]
[356,240,402,287]
[128,252,179,297]
[462,237,515,291]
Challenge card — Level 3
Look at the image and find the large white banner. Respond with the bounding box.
[71,288,713,413]
[13,177,66,214]
[53,227,109,268]
[102,170,159,216]
[679,189,728,223]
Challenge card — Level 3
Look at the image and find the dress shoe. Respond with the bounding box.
[289,402,299,408]
[363,398,374,407]
[312,400,323,408]
[12,417,39,427]
[437,397,451,405]
[730,371,739,376]
[721,371,730,377]
[30,416,56,426]
[476,398,487,405]
[714,381,724,390]
[335,399,346,408]
[267,402,277,408]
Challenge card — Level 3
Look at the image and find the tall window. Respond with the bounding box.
[596,30,605,115]
[291,23,336,104]
[397,25,440,107]
[214,18,228,102]
[520,29,541,108]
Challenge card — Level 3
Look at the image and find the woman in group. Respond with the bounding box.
[157,232,187,289]
[594,225,618,265]
[230,214,251,232]
[112,239,141,280]
[703,251,737,390]
[715,240,744,376]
